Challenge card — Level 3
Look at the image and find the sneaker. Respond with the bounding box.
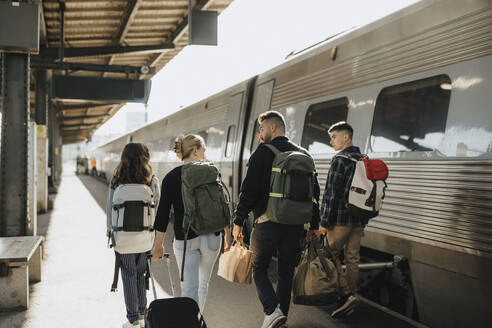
[261,306,287,328]
[122,320,140,328]
[138,314,145,328]
[331,294,358,318]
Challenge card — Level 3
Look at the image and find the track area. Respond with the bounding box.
[0,169,422,328]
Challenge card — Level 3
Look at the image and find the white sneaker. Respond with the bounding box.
[261,306,287,328]
[138,314,145,328]
[331,294,358,318]
[122,320,140,328]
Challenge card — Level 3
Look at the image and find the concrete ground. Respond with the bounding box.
[0,169,419,328]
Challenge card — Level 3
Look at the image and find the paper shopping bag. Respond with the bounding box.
[217,241,253,284]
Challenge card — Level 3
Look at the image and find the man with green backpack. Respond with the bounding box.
[233,111,321,328]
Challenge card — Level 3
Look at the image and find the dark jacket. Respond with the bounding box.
[154,166,198,240]
[234,136,320,229]
[320,145,368,228]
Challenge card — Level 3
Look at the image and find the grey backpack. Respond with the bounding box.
[110,183,156,254]
[264,144,317,225]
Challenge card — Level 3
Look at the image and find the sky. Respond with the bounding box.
[94,0,420,137]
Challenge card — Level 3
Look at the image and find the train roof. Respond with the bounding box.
[97,0,490,150]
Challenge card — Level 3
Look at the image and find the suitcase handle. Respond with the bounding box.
[147,253,175,300]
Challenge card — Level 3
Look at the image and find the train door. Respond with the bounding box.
[221,92,244,205]
[238,79,275,239]
[240,79,275,179]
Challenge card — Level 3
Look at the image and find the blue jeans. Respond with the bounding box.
[173,233,221,312]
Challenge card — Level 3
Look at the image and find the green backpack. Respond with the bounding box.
[264,144,317,225]
[180,160,231,280]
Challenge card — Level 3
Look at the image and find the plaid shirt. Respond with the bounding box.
[320,146,368,228]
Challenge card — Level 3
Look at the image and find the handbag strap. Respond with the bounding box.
[311,238,333,279]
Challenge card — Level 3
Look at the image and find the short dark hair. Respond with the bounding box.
[328,121,353,139]
[258,111,286,131]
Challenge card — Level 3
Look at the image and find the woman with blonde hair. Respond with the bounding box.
[152,134,232,312]
[106,142,160,328]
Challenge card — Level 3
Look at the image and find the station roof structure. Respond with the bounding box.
[31,0,234,144]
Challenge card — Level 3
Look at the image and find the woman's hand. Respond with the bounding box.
[152,244,164,261]
[152,231,166,261]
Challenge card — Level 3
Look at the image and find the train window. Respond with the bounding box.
[250,121,260,151]
[301,97,349,154]
[225,125,236,158]
[370,75,451,152]
[168,138,176,151]
[250,80,275,152]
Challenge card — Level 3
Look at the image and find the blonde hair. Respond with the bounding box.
[173,134,205,160]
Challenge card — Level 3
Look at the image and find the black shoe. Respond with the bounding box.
[331,294,358,318]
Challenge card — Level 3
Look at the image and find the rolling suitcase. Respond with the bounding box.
[145,254,207,328]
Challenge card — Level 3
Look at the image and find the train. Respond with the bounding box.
[94,0,492,327]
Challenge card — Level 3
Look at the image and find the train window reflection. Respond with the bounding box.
[250,121,260,152]
[250,80,275,152]
[371,75,451,152]
[301,97,348,154]
[225,125,236,157]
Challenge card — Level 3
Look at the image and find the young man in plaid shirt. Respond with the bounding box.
[319,121,366,318]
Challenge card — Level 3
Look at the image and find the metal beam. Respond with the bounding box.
[39,2,48,47]
[117,0,142,43]
[30,60,154,74]
[104,0,142,78]
[146,0,211,67]
[61,123,99,129]
[58,1,65,62]
[58,103,118,111]
[35,69,48,125]
[59,115,108,120]
[38,44,174,59]
[0,53,30,236]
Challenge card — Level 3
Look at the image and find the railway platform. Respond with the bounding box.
[0,168,424,328]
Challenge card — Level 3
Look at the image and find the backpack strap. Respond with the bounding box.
[264,143,281,155]
[264,144,286,175]
[110,251,121,292]
[333,153,358,162]
[180,228,189,282]
[311,238,334,280]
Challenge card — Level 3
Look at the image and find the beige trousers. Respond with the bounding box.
[327,226,364,296]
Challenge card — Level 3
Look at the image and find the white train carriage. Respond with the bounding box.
[96,0,492,327]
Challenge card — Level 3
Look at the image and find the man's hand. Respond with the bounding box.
[319,226,328,236]
[306,229,322,242]
[224,231,233,252]
[232,224,243,241]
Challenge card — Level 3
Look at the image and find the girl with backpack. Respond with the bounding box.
[152,134,233,312]
[106,143,160,328]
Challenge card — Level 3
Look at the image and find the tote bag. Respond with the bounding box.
[217,241,253,284]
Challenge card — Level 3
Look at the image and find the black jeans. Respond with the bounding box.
[250,221,303,316]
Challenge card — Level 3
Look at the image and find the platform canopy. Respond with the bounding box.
[29,0,234,144]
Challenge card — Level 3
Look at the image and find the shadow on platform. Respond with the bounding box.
[76,173,108,213]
